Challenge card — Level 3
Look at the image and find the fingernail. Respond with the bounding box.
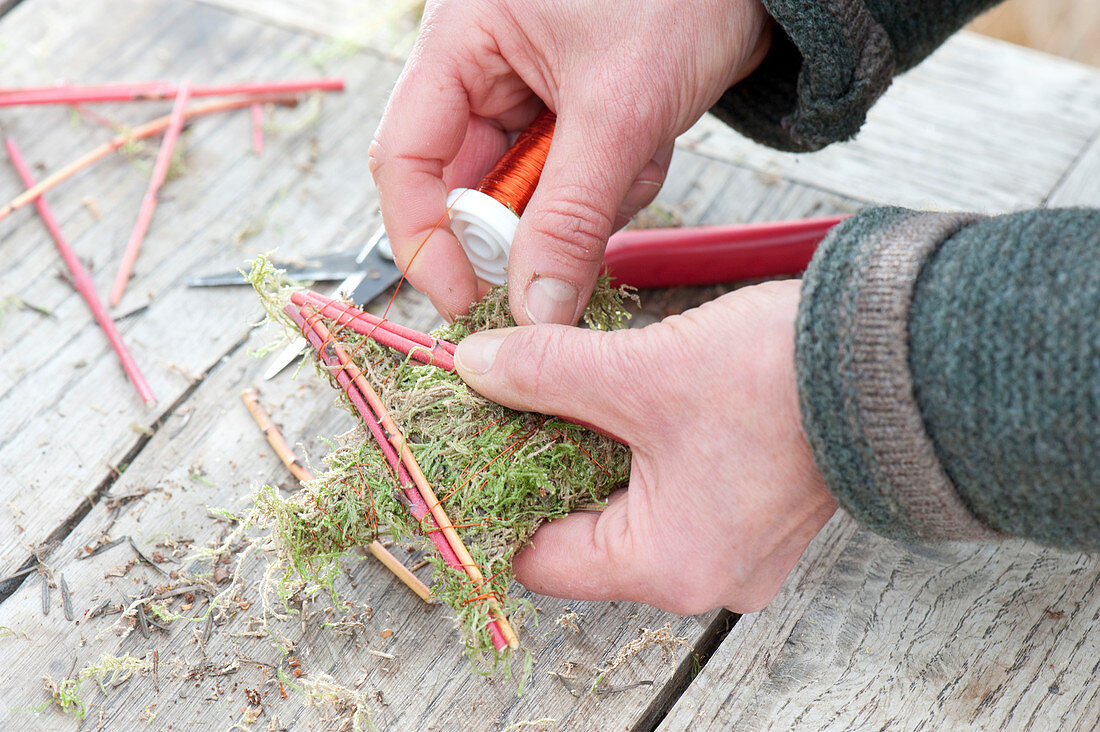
[618,179,662,219]
[524,276,578,325]
[455,330,509,375]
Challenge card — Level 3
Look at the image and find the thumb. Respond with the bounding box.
[508,112,656,325]
[454,324,645,444]
[512,489,645,603]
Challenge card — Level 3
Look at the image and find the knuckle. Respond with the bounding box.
[367,137,387,177]
[527,188,613,271]
[502,325,572,402]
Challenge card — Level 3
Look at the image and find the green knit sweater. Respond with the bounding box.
[714,2,1100,549]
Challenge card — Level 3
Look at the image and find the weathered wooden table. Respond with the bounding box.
[1,1,1098,729]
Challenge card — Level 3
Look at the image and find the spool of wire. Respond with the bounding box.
[447,109,555,283]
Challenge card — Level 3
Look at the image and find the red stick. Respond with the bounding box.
[291,291,456,370]
[250,103,264,155]
[109,81,193,307]
[301,290,457,356]
[3,137,157,408]
[285,303,508,652]
[0,78,345,107]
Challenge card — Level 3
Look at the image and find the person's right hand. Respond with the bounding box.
[370,0,773,324]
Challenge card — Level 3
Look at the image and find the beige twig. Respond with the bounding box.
[239,387,432,603]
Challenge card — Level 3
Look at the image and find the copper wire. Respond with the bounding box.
[475,108,556,216]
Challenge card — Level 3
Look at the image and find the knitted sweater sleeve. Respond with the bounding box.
[795,207,1100,548]
[712,0,1004,151]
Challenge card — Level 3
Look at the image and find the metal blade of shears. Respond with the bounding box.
[187,250,362,288]
[262,225,400,380]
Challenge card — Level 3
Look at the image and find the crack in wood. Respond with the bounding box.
[0,0,24,20]
[0,329,252,608]
[632,610,739,732]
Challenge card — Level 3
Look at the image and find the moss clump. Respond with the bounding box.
[248,259,634,662]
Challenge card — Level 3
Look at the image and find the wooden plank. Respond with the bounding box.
[6,0,1094,729]
[0,0,405,581]
[681,33,1100,212]
[196,0,422,57]
[659,517,1100,731]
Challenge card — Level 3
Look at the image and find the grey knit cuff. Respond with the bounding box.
[796,209,1000,541]
[710,0,895,152]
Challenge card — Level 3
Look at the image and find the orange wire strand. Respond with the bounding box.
[551,427,614,478]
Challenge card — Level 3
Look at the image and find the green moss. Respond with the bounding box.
[44,654,150,719]
[248,257,634,663]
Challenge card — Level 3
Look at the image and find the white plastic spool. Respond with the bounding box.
[446,188,519,285]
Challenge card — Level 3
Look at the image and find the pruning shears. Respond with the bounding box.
[188,213,848,378]
[189,224,402,378]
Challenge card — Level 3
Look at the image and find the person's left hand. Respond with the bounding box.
[454,279,836,613]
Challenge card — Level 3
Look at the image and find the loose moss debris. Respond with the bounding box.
[247,257,635,664]
[44,653,151,719]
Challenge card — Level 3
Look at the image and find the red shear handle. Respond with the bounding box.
[603,214,849,288]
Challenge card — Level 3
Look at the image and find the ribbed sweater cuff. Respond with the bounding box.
[710,0,895,152]
[795,208,1000,541]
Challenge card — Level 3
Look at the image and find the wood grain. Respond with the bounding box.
[658,518,1100,731]
[681,32,1100,213]
[1047,133,1100,207]
[196,0,423,58]
[0,132,859,728]
[0,323,712,731]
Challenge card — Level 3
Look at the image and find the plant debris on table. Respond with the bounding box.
[247,257,633,668]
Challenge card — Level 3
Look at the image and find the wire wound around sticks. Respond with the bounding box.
[447,109,556,284]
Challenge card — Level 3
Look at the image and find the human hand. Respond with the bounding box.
[370,0,773,324]
[452,279,836,614]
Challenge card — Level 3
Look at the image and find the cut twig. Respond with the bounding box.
[0,93,301,223]
[292,290,456,370]
[239,387,432,603]
[60,574,74,621]
[2,136,157,407]
[362,543,432,602]
[240,387,310,484]
[109,80,193,307]
[0,78,345,106]
[79,535,128,560]
[301,306,518,649]
[127,537,169,576]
